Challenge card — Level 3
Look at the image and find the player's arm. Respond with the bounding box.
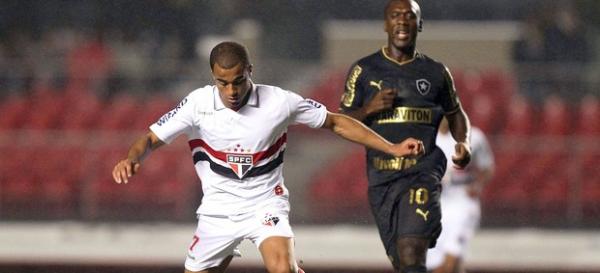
[112,131,165,184]
[440,66,471,169]
[321,112,423,157]
[445,108,471,169]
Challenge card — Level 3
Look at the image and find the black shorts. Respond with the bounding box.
[368,171,442,263]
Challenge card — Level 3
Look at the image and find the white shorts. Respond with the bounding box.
[426,191,480,269]
[184,198,294,272]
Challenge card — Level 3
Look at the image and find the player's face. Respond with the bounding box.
[213,62,252,110]
[384,0,418,50]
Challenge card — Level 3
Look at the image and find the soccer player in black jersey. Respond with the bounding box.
[339,1,472,272]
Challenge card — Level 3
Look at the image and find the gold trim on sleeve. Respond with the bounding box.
[342,65,362,107]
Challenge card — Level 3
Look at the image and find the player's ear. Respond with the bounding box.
[418,18,424,32]
[247,64,253,74]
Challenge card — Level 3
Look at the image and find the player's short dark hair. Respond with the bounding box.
[209,41,250,71]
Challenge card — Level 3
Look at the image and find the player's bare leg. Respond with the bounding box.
[396,237,429,273]
[184,255,233,273]
[259,236,299,273]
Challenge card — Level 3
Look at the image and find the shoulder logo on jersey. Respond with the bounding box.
[416,79,431,96]
[157,97,188,126]
[305,99,323,108]
[226,153,253,179]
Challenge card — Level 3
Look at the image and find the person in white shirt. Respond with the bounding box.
[426,118,494,273]
[112,41,425,273]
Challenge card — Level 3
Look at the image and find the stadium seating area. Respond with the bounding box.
[0,68,598,226]
[0,85,200,221]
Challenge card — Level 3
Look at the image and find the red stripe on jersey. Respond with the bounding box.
[188,133,287,164]
[253,133,287,162]
[188,139,227,161]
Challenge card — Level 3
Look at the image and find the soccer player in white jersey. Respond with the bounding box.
[426,118,494,273]
[112,41,425,273]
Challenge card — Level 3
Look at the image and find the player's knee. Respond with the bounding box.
[264,259,295,273]
[396,237,428,269]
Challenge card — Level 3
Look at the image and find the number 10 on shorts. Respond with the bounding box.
[409,187,429,205]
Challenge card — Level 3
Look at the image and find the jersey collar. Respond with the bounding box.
[381,46,417,66]
[213,83,259,111]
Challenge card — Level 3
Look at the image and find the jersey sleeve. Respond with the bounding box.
[286,91,328,128]
[149,95,195,144]
[437,65,462,115]
[472,128,495,171]
[339,63,367,112]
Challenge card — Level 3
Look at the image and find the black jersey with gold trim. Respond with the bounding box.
[340,48,461,184]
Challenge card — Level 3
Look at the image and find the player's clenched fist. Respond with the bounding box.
[452,142,471,169]
[366,88,396,115]
[112,158,141,184]
[390,137,425,157]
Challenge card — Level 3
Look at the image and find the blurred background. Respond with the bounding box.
[1,0,599,272]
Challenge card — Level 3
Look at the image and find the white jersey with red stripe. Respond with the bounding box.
[150,84,327,217]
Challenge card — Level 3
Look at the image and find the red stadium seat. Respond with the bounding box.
[481,159,531,222]
[23,87,67,129]
[308,147,370,222]
[456,69,483,97]
[533,161,569,203]
[539,95,571,136]
[61,89,104,130]
[576,95,599,136]
[449,69,471,112]
[136,96,177,129]
[501,95,536,136]
[22,146,81,217]
[67,39,113,89]
[305,69,347,111]
[466,93,495,134]
[0,95,29,129]
[96,94,142,130]
[0,146,40,218]
[479,70,516,106]
[85,144,195,220]
[580,153,600,217]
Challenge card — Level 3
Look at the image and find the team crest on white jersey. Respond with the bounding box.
[227,154,253,178]
[416,79,431,95]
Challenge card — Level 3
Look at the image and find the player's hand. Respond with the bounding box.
[112,158,141,184]
[366,88,395,115]
[390,137,425,157]
[452,142,471,169]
